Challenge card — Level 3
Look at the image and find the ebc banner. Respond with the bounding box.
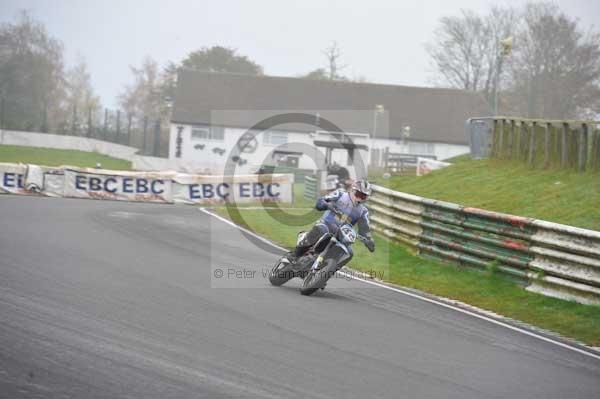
[63,168,173,203]
[0,163,28,195]
[172,173,294,204]
[0,163,64,197]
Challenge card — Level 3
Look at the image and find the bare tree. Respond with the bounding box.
[63,55,102,133]
[324,41,347,80]
[302,42,349,81]
[426,7,516,108]
[483,7,517,110]
[427,10,486,91]
[428,2,600,119]
[506,2,600,118]
[118,56,162,124]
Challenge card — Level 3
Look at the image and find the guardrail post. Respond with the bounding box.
[528,121,536,166]
[508,120,515,159]
[515,121,522,160]
[544,122,551,168]
[561,123,568,168]
[593,126,600,171]
[491,119,498,157]
[498,119,504,158]
[578,123,588,173]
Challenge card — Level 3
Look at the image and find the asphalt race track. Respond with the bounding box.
[1,196,599,398]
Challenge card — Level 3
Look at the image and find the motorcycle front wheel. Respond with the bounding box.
[300,259,337,296]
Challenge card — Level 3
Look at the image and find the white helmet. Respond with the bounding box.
[353,179,372,203]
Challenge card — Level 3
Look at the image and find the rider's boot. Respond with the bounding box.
[285,245,306,265]
[291,223,329,261]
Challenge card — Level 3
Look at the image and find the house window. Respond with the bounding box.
[210,126,224,141]
[408,142,435,154]
[191,125,224,141]
[191,127,209,140]
[263,131,288,145]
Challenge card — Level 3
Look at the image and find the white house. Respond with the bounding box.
[168,70,489,176]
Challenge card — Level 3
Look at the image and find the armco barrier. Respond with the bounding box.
[304,175,318,201]
[369,185,600,306]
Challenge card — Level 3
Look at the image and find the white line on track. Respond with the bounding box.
[204,206,313,210]
[198,207,600,361]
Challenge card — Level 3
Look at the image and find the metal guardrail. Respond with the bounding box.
[369,185,600,306]
[304,175,318,201]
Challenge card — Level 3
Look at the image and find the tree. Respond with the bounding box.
[63,55,102,134]
[156,61,178,121]
[158,61,178,103]
[118,56,162,124]
[301,42,349,81]
[0,11,66,131]
[323,41,347,80]
[426,7,516,109]
[427,2,600,119]
[506,2,600,118]
[301,68,329,80]
[180,46,263,75]
[118,56,174,155]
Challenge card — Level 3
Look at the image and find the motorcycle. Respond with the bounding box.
[268,208,368,296]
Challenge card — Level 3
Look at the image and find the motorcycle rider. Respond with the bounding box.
[290,179,375,266]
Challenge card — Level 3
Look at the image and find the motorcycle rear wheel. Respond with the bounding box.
[269,256,295,286]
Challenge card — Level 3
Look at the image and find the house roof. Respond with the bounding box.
[171,69,490,145]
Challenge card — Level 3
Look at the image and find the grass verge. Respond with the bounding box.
[213,199,600,346]
[370,157,600,231]
[0,145,132,170]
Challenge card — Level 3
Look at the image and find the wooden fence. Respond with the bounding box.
[491,117,600,172]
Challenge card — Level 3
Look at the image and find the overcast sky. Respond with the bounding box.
[1,0,599,108]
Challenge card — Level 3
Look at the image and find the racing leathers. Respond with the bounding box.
[293,189,375,263]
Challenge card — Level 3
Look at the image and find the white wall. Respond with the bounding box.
[0,129,216,173]
[168,123,375,177]
[1,128,468,174]
[0,129,139,161]
[169,123,468,174]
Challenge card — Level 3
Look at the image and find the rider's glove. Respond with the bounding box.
[365,238,375,253]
